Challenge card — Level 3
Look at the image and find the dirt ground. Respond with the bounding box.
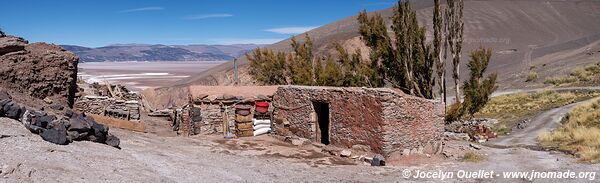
[1,116,598,183]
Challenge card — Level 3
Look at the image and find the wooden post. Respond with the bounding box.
[233,58,239,85]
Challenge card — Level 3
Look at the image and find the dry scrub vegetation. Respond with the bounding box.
[544,62,600,86]
[475,91,600,134]
[462,151,486,162]
[538,98,600,163]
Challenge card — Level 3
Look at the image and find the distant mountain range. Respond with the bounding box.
[61,44,263,62]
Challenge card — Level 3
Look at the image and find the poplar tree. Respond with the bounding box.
[358,0,435,99]
[445,0,465,103]
[288,34,315,85]
[358,11,391,88]
[246,48,288,85]
[433,0,446,103]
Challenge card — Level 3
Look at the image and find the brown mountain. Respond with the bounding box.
[170,0,600,92]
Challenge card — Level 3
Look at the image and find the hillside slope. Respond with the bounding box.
[170,0,600,91]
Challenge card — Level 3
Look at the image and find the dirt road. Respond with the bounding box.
[485,101,582,149]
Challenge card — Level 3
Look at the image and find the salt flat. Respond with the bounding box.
[78,61,225,91]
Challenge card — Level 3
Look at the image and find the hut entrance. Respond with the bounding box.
[313,101,330,145]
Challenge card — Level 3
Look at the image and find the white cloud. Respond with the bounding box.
[119,7,164,13]
[265,26,319,34]
[183,14,233,20]
[211,38,284,45]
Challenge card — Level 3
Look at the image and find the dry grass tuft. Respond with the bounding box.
[526,71,538,82]
[462,151,486,162]
[476,91,600,134]
[538,98,600,163]
[544,62,600,86]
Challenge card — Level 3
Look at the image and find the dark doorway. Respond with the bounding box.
[313,101,330,145]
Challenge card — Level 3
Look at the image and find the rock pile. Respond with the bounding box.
[0,92,120,148]
[0,33,78,108]
[445,118,498,142]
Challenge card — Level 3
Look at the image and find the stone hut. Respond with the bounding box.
[271,86,444,157]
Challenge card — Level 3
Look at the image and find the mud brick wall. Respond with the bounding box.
[272,86,444,156]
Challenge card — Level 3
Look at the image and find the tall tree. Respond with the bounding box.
[316,56,343,86]
[358,10,392,88]
[246,48,288,85]
[433,0,446,104]
[288,34,315,85]
[358,0,435,99]
[463,46,498,118]
[445,0,464,103]
[334,43,369,87]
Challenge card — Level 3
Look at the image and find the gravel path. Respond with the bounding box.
[486,97,600,149]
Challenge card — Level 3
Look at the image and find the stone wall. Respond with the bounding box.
[74,96,142,121]
[380,91,445,156]
[272,86,444,156]
[0,34,78,108]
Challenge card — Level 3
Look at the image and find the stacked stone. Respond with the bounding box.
[234,104,253,137]
[74,96,141,122]
[180,106,191,136]
[199,104,224,134]
[125,100,140,121]
[74,96,111,115]
[104,100,128,120]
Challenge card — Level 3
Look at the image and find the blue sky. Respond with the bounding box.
[0,0,395,47]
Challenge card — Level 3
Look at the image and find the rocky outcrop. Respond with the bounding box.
[0,35,27,55]
[0,33,78,108]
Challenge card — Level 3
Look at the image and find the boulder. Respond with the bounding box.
[49,104,64,111]
[340,150,352,157]
[68,114,92,132]
[371,154,386,166]
[32,113,56,129]
[67,130,88,141]
[3,101,23,120]
[0,99,11,107]
[88,123,109,143]
[106,134,120,148]
[291,138,310,146]
[40,124,68,145]
[469,143,482,150]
